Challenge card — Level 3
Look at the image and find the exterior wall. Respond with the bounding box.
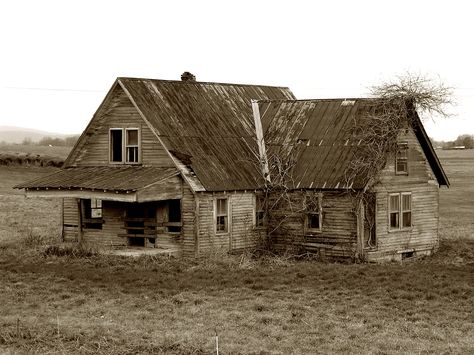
[63,197,79,242]
[270,191,358,258]
[63,197,127,246]
[181,186,197,257]
[195,192,258,255]
[68,85,174,167]
[367,129,440,261]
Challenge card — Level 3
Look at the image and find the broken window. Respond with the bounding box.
[255,194,265,228]
[215,198,228,233]
[395,142,408,175]
[306,193,322,231]
[389,193,412,230]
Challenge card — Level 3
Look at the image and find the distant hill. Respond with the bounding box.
[0,126,78,144]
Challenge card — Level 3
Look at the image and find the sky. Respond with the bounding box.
[0,0,473,141]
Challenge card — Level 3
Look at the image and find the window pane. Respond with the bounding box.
[306,196,319,212]
[110,130,123,162]
[397,149,407,159]
[91,208,102,218]
[396,161,407,173]
[389,195,399,212]
[307,213,320,229]
[402,212,411,228]
[402,194,411,211]
[127,147,138,163]
[216,216,227,232]
[127,129,138,145]
[217,198,227,215]
[390,212,399,229]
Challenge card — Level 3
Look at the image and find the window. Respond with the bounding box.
[109,128,140,163]
[82,199,103,229]
[389,193,412,230]
[126,129,139,163]
[90,198,102,218]
[255,194,265,228]
[305,193,322,231]
[395,142,408,174]
[215,198,228,233]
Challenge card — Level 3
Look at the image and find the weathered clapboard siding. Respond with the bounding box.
[63,197,79,242]
[68,85,174,167]
[62,198,126,246]
[230,193,258,250]
[367,129,440,261]
[136,175,182,202]
[181,186,196,256]
[270,191,358,258]
[195,192,258,254]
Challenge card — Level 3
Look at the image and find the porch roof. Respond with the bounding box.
[14,166,180,192]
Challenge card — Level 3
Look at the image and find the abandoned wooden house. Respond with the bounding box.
[16,74,449,261]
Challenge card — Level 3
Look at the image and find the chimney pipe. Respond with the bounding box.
[181,71,196,82]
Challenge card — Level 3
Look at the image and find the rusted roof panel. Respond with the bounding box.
[119,78,295,191]
[15,167,179,191]
[261,99,368,189]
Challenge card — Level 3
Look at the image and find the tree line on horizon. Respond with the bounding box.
[431,134,474,149]
[20,135,79,147]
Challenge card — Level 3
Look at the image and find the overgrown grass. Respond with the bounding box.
[0,152,473,354]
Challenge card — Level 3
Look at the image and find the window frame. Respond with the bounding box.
[214,197,229,234]
[109,127,141,164]
[395,142,409,175]
[388,192,412,231]
[305,193,322,233]
[125,128,140,164]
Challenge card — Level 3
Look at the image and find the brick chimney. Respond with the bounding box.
[181,71,196,82]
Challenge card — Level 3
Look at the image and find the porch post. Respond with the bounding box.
[76,198,83,244]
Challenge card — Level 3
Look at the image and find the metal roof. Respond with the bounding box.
[119,78,295,191]
[15,167,179,192]
[259,99,449,189]
[260,99,362,189]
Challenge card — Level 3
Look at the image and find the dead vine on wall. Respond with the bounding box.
[344,74,452,248]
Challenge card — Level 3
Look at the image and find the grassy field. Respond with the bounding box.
[0,144,72,159]
[0,150,473,354]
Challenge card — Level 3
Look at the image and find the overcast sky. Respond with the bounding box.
[1,0,473,141]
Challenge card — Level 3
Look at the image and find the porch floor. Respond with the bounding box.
[106,247,180,258]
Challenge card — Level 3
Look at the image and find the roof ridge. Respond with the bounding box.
[255,98,375,103]
[117,77,291,90]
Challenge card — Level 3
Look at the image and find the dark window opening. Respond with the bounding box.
[82,199,103,229]
[402,251,414,259]
[167,199,182,233]
[128,237,145,247]
[110,129,123,162]
[307,213,320,229]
